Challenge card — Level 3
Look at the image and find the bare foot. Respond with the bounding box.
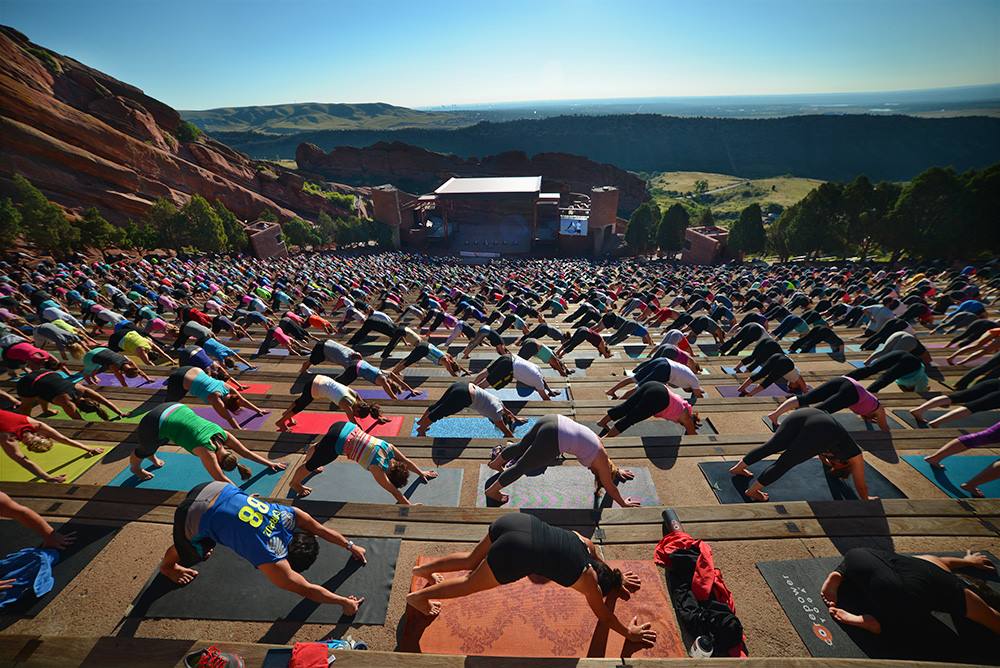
[729,462,753,477]
[909,409,927,425]
[151,456,165,468]
[292,485,312,498]
[961,482,985,498]
[829,606,864,627]
[161,563,198,585]
[485,489,509,505]
[137,469,154,481]
[924,456,944,469]
[412,563,437,579]
[406,592,441,616]
[744,488,769,502]
[766,413,779,429]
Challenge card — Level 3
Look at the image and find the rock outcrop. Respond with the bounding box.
[0,26,355,223]
[296,141,649,213]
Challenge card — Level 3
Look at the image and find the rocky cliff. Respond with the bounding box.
[296,141,649,213]
[0,26,354,223]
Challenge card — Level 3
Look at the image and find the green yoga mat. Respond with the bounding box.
[42,406,146,424]
[0,444,104,483]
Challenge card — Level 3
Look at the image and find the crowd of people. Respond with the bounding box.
[1,250,999,648]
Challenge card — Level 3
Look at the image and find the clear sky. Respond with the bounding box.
[2,0,998,109]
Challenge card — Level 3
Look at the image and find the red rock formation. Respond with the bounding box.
[296,141,649,213]
[0,26,357,224]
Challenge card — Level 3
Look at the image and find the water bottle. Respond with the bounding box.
[688,634,713,658]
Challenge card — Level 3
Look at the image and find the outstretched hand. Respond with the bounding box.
[965,550,996,571]
[622,570,642,593]
[626,616,657,646]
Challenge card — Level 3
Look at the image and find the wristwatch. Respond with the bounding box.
[346,540,355,550]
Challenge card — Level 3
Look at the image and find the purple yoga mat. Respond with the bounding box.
[93,372,167,389]
[716,384,791,398]
[190,406,269,431]
[924,341,949,349]
[355,388,428,401]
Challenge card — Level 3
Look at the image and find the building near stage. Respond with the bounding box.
[681,225,735,265]
[371,176,619,257]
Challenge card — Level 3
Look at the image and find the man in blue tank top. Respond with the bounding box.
[159,481,367,615]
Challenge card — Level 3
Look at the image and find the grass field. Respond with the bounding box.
[649,171,823,222]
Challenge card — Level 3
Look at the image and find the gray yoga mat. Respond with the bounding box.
[129,537,400,625]
[699,459,905,503]
[892,408,1000,430]
[580,417,717,437]
[290,464,463,506]
[0,520,118,622]
[475,464,660,508]
[762,413,904,432]
[757,551,999,663]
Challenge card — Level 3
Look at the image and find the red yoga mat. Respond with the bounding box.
[288,412,403,437]
[401,558,685,658]
[227,382,272,395]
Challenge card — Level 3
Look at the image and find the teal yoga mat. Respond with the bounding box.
[108,451,282,496]
[412,416,539,438]
[903,454,1000,498]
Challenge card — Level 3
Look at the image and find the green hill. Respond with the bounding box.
[649,171,824,221]
[180,102,476,134]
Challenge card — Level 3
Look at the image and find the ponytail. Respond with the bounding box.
[592,561,624,596]
[219,451,252,480]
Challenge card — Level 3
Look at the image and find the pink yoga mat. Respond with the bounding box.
[227,382,272,395]
[287,412,403,437]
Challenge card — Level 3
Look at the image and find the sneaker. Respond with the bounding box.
[184,646,245,668]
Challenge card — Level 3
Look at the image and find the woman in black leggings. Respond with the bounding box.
[819,548,1000,645]
[404,513,657,646]
[734,338,784,373]
[719,322,770,356]
[514,323,565,345]
[768,376,889,431]
[414,381,524,437]
[909,379,1000,428]
[859,318,911,351]
[847,350,929,393]
[555,327,611,358]
[735,353,807,396]
[788,325,844,354]
[728,407,872,502]
[949,319,999,348]
[597,381,700,436]
[14,369,124,421]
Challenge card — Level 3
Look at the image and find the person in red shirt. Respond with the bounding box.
[0,407,103,483]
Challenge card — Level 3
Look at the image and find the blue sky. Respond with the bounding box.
[2,0,998,109]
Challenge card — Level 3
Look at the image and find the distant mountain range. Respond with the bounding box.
[215,113,1000,183]
[180,102,483,135]
[181,84,1000,135]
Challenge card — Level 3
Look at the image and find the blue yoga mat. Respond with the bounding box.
[848,360,866,368]
[412,417,539,438]
[903,455,1000,499]
[108,451,282,496]
[356,388,428,401]
[487,386,570,401]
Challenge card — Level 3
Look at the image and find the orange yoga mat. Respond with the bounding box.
[401,559,685,658]
[287,412,403,437]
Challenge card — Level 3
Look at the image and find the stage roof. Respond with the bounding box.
[434,176,542,196]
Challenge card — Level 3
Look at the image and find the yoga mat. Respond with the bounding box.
[43,406,145,424]
[412,417,539,439]
[903,455,1000,499]
[401,558,684,658]
[288,412,403,437]
[892,409,1000,430]
[0,520,117,619]
[229,382,272,395]
[698,343,720,357]
[716,384,790,398]
[130,537,399,625]
[190,406,269,431]
[699,459,905,503]
[623,345,648,359]
[721,365,757,375]
[92,373,166,389]
[924,341,949,349]
[580,418,717,437]
[0,443,103,483]
[487,385,571,401]
[848,361,866,369]
[475,464,659,508]
[757,552,999,663]
[404,366,575,378]
[108,451,281,496]
[795,344,861,353]
[355,388,428,401]
[292,463,463,506]
[762,413,904,432]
